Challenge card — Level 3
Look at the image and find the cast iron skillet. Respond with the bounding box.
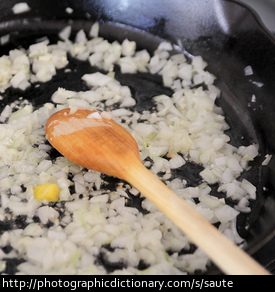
[0,0,274,274]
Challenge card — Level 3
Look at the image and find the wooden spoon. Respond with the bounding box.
[45,108,270,275]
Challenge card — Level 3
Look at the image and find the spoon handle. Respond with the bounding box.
[126,161,270,275]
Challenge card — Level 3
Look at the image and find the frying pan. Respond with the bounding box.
[0,0,274,274]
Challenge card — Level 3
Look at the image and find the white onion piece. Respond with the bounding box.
[12,2,31,14]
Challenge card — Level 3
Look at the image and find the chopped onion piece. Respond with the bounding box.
[12,2,31,14]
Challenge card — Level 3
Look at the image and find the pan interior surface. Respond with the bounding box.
[0,0,274,275]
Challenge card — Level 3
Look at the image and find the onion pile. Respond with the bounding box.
[0,22,264,275]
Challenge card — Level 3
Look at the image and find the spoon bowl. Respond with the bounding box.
[46,108,141,180]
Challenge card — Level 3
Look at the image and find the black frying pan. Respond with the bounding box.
[0,0,274,274]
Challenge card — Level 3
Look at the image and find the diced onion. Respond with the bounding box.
[12,2,31,14]
[0,23,263,276]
